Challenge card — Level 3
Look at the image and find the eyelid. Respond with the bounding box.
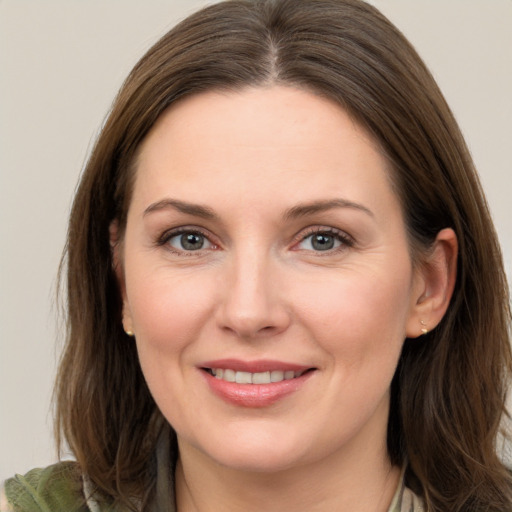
[291,226,354,252]
[155,224,353,255]
[157,226,219,253]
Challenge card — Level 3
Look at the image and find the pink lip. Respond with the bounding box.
[198,359,316,408]
[199,358,311,373]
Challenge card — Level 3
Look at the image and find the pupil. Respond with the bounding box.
[312,233,334,251]
[181,233,204,250]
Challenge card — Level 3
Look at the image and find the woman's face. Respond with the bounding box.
[119,86,428,472]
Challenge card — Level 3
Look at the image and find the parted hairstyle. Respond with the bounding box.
[56,0,512,510]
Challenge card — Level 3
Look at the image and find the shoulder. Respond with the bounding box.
[1,462,91,512]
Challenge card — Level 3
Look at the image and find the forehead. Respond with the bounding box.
[132,86,399,219]
[139,85,381,162]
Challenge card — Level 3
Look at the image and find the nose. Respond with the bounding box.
[215,251,291,339]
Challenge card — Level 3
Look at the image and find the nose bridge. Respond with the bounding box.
[217,243,289,338]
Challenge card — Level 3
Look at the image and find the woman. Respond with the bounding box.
[2,0,511,511]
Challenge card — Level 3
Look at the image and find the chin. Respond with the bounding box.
[187,426,324,474]
[209,446,305,474]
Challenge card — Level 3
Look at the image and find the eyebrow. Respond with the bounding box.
[284,199,374,220]
[144,198,217,219]
[143,197,373,220]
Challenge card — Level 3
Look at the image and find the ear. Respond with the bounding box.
[406,228,458,338]
[110,220,134,335]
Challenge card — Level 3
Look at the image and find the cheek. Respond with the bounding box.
[125,265,218,356]
[294,266,413,363]
[125,268,220,423]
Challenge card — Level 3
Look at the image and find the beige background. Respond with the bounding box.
[1,0,511,481]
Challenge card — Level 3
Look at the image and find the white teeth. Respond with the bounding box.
[270,370,284,382]
[210,368,306,384]
[223,369,236,382]
[252,371,271,384]
[235,371,252,384]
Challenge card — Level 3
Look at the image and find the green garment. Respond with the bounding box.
[3,462,423,512]
[3,463,90,512]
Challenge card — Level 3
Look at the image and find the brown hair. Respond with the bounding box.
[56,0,512,510]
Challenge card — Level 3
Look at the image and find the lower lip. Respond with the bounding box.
[201,370,314,408]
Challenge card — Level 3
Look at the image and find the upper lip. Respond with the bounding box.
[199,359,314,373]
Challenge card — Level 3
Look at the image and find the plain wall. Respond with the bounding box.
[1,0,511,481]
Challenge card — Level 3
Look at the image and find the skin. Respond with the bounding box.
[116,86,457,512]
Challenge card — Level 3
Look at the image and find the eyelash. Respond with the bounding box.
[293,227,354,254]
[157,227,216,256]
[156,226,354,255]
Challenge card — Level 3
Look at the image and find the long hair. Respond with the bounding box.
[56,0,512,510]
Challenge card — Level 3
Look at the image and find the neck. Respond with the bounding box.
[175,437,401,512]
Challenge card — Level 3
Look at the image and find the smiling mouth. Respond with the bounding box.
[203,368,314,384]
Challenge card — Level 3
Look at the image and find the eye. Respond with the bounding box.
[164,230,214,252]
[296,229,352,252]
